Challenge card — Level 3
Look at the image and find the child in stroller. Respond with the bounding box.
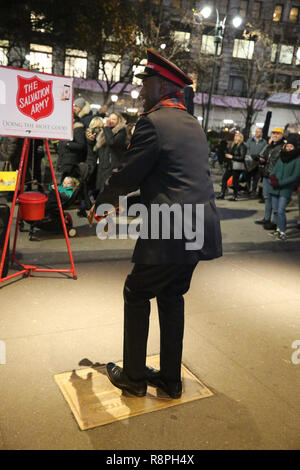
[21,176,81,240]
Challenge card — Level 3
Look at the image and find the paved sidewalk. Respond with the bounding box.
[0,252,300,449]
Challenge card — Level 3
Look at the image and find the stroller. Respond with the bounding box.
[19,176,84,241]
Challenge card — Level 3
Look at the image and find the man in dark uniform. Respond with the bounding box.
[93,50,222,398]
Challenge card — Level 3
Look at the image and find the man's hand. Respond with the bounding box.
[225,153,233,159]
[86,129,96,141]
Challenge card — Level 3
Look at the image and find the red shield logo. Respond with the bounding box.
[16,75,54,121]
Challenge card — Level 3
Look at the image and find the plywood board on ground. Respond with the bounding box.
[54,355,213,430]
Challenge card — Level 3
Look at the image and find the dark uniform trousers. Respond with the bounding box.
[123,263,198,383]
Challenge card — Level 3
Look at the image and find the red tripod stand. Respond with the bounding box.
[0,137,77,283]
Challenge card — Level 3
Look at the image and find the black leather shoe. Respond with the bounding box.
[106,363,147,397]
[145,366,182,399]
[255,218,267,225]
[216,193,225,200]
[263,221,277,230]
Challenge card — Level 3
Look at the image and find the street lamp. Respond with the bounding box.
[131,89,139,100]
[111,94,118,111]
[130,89,139,113]
[198,6,243,133]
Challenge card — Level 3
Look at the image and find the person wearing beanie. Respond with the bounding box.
[58,99,87,180]
[73,96,93,129]
[254,127,285,230]
[74,97,85,111]
[269,133,300,240]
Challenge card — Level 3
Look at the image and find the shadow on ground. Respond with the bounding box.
[217,208,257,221]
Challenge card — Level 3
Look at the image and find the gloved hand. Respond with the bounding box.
[270,174,279,188]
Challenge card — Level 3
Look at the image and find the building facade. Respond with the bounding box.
[0,0,299,133]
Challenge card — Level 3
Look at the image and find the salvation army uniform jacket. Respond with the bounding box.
[95,106,222,265]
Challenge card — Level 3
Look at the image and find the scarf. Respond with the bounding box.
[280,148,300,163]
[94,122,126,151]
[140,92,186,116]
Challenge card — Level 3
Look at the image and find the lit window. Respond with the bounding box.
[296,47,300,65]
[29,44,52,73]
[271,44,278,62]
[132,59,147,85]
[252,1,261,19]
[201,35,222,55]
[273,4,283,22]
[289,7,299,23]
[174,31,190,50]
[279,45,294,65]
[65,49,87,78]
[0,40,8,66]
[136,33,144,46]
[31,12,45,33]
[233,39,254,60]
[98,54,121,82]
[240,0,248,18]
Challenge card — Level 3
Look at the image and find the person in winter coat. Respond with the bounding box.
[58,115,86,180]
[73,97,93,129]
[0,137,24,171]
[255,127,285,229]
[216,138,228,166]
[217,131,247,201]
[269,134,300,240]
[245,127,267,196]
[89,49,222,399]
[85,112,127,196]
[77,116,104,216]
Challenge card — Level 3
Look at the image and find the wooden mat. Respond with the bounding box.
[54,355,213,430]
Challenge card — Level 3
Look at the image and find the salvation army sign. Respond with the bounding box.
[16,75,54,121]
[0,66,73,140]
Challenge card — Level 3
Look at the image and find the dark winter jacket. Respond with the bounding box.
[86,123,127,193]
[260,139,284,177]
[0,137,24,170]
[246,136,267,163]
[95,107,222,265]
[58,119,86,174]
[230,142,247,170]
[270,153,300,199]
[78,101,93,129]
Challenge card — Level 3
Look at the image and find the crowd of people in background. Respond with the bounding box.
[1,98,300,242]
[0,96,136,218]
[56,97,135,217]
[213,126,300,240]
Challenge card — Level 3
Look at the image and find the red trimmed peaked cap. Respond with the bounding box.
[135,49,193,88]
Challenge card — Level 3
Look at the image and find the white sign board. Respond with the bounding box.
[0,66,73,140]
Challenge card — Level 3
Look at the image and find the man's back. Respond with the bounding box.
[145,107,213,205]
